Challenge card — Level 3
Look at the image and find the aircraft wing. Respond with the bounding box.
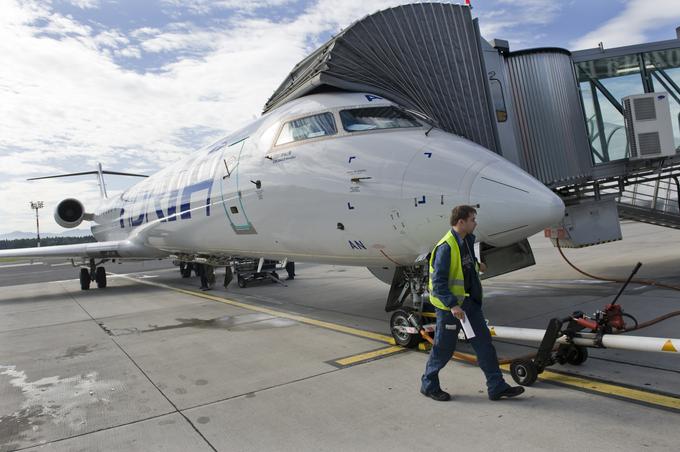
[0,240,165,260]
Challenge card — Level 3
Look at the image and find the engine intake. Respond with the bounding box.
[54,198,85,228]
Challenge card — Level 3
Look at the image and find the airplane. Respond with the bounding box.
[0,91,564,325]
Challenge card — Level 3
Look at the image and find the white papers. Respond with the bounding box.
[460,315,476,339]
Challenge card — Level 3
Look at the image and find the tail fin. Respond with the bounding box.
[27,164,149,199]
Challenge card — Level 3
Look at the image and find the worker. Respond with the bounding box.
[420,205,525,401]
[197,263,211,291]
[206,264,215,287]
[285,260,295,280]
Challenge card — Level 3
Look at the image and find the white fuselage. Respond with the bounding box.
[88,92,565,266]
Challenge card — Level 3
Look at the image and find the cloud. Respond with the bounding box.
[94,29,129,49]
[114,46,142,59]
[570,0,680,50]
[138,27,220,54]
[159,0,297,15]
[66,0,101,9]
[476,0,563,48]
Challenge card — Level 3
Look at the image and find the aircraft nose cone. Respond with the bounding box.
[470,161,564,246]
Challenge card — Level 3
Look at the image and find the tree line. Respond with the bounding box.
[0,236,96,250]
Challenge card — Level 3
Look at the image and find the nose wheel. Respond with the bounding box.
[390,309,421,348]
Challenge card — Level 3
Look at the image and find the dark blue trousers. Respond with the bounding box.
[421,301,509,397]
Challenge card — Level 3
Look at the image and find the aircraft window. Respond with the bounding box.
[340,107,421,132]
[275,112,337,146]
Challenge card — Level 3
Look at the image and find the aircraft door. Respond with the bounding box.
[218,138,258,235]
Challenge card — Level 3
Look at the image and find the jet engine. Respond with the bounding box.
[54,198,87,228]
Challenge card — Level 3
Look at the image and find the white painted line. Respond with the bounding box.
[0,262,44,268]
[50,262,74,267]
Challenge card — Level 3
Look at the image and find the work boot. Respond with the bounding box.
[489,385,525,401]
[285,276,294,280]
[420,388,451,401]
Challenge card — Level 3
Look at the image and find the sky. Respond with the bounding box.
[2,0,680,235]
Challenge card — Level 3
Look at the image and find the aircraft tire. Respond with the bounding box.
[390,309,421,348]
[80,268,91,291]
[95,267,107,289]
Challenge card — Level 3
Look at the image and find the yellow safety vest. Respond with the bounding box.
[428,230,480,310]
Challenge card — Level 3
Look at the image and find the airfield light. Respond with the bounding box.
[29,201,44,247]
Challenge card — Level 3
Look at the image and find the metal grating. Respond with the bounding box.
[633,96,656,121]
[263,3,499,154]
[638,132,662,155]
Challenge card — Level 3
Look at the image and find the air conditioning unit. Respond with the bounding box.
[623,92,676,160]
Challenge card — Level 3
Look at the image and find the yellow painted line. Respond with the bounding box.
[499,364,680,411]
[117,273,680,411]
[334,345,405,366]
[115,274,394,344]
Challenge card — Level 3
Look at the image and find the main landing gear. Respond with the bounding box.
[79,258,108,290]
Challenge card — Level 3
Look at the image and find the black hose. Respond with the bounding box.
[619,310,680,333]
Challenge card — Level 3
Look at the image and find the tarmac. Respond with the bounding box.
[0,220,679,451]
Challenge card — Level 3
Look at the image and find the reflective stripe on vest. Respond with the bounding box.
[428,230,469,311]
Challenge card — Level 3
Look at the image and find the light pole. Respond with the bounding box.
[29,201,44,247]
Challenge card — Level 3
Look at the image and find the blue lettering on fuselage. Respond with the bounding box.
[166,189,179,222]
[119,208,125,228]
[130,192,149,227]
[180,180,212,219]
[118,180,213,229]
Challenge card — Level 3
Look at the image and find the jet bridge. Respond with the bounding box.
[264,3,500,154]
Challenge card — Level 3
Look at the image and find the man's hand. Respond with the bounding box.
[479,261,488,273]
[451,306,465,321]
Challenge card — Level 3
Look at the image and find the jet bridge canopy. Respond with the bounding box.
[263,2,500,154]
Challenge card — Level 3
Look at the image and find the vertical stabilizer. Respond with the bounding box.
[96,163,109,199]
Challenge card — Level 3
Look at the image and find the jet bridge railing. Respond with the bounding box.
[618,176,680,229]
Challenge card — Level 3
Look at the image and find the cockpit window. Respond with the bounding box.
[275,112,337,146]
[340,107,421,132]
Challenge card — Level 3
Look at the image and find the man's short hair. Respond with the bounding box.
[450,205,477,226]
